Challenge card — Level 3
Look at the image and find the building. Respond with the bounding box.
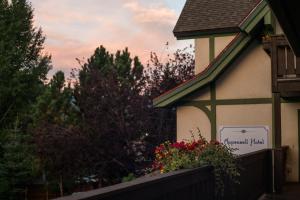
[154,0,300,183]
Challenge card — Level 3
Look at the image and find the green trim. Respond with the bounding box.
[180,98,272,106]
[178,100,210,107]
[264,11,272,25]
[195,105,212,123]
[179,103,212,124]
[298,110,300,182]
[211,82,217,140]
[153,0,270,108]
[240,1,270,33]
[264,10,276,34]
[179,96,272,141]
[154,33,252,107]
[209,36,215,61]
[216,98,272,105]
[272,94,276,148]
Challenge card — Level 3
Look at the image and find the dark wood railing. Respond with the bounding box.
[274,146,289,193]
[54,148,279,200]
[264,35,300,95]
[54,166,215,200]
[223,149,273,200]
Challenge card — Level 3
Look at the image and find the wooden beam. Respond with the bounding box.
[274,93,282,148]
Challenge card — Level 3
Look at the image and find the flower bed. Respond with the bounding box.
[152,134,239,198]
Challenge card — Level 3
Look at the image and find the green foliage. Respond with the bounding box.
[199,141,240,198]
[73,45,194,187]
[0,122,38,199]
[32,71,82,196]
[33,71,79,126]
[0,0,52,129]
[153,131,239,198]
[79,45,144,91]
[122,173,136,183]
[0,0,51,198]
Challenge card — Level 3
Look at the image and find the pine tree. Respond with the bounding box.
[0,120,37,199]
[33,71,82,197]
[0,0,52,198]
[0,0,52,129]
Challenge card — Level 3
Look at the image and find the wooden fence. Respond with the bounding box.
[54,148,281,200]
[223,149,273,200]
[54,166,215,200]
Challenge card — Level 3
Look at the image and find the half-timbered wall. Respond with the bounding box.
[177,39,300,182]
[195,35,236,74]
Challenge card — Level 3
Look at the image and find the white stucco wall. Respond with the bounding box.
[216,41,272,99]
[177,106,211,142]
[195,38,210,74]
[215,35,236,57]
[216,104,273,148]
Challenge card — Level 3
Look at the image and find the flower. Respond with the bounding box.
[171,141,186,150]
[152,137,222,173]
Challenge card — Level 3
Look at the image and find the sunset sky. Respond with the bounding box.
[30,0,192,76]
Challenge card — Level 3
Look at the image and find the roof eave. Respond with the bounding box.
[153,33,252,107]
[266,0,300,56]
[173,28,240,40]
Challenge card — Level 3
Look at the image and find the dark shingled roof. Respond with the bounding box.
[174,0,262,38]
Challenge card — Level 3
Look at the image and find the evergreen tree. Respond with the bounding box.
[0,120,37,199]
[33,71,82,197]
[0,0,51,198]
[75,46,147,185]
[0,0,52,129]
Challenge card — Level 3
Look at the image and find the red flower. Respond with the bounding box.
[171,141,186,150]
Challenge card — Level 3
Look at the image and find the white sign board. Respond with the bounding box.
[219,126,269,155]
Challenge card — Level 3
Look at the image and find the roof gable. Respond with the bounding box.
[154,0,269,107]
[174,0,261,39]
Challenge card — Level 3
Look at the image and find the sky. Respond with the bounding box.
[30,0,192,76]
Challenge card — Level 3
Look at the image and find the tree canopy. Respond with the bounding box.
[0,0,51,198]
[0,0,195,198]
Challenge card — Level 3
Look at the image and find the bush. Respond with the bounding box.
[152,132,239,198]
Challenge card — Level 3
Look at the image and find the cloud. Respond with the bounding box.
[123,1,177,25]
[30,0,191,77]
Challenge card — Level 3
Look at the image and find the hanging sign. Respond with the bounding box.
[219,126,269,155]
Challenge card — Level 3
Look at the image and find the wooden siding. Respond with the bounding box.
[264,35,300,95]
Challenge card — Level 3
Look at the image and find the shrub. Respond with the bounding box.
[152,132,239,198]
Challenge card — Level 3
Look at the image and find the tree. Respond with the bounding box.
[143,49,195,147]
[74,46,194,186]
[0,120,38,200]
[75,46,147,185]
[0,0,52,129]
[33,71,83,197]
[0,0,52,198]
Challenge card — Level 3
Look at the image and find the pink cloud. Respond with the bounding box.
[123,1,177,25]
[30,0,191,77]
